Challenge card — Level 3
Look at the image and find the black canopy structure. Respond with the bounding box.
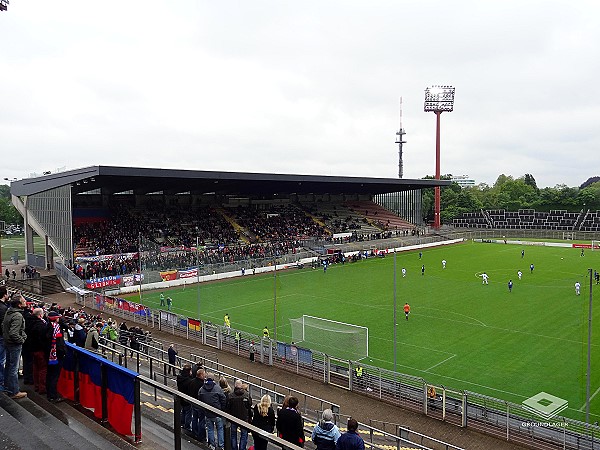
[10,165,448,197]
[9,165,449,268]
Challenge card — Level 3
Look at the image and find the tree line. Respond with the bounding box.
[422,174,600,225]
[0,185,21,228]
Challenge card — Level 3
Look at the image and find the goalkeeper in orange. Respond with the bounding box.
[403,302,411,321]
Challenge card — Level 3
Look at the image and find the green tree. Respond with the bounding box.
[0,198,21,225]
[522,174,538,190]
[577,182,600,211]
[0,185,10,200]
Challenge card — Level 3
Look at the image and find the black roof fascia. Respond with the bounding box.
[10,165,450,197]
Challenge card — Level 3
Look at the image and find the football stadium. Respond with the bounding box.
[4,165,599,450]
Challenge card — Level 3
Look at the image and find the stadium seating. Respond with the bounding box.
[72,200,416,279]
[452,208,599,231]
[345,201,415,232]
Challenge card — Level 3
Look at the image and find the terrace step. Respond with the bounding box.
[0,392,120,450]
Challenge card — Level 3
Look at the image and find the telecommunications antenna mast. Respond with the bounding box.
[395,97,407,178]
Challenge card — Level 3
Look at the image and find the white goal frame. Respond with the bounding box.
[592,240,599,251]
[290,315,369,358]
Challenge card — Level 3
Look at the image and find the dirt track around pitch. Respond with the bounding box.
[51,291,528,450]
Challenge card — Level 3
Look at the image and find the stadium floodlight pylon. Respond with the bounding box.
[290,315,369,361]
[424,85,455,229]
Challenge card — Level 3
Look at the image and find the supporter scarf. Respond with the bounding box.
[49,322,62,365]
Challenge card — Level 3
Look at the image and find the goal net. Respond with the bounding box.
[592,241,600,251]
[289,315,368,360]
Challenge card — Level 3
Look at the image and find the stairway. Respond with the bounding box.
[7,274,65,296]
[0,392,130,450]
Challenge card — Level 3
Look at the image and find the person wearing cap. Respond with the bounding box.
[335,418,364,450]
[46,311,66,402]
[312,409,341,450]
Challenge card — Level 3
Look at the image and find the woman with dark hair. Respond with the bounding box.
[276,396,305,447]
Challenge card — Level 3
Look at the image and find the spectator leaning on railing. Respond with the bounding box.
[226,379,253,450]
[335,418,364,450]
[312,409,341,450]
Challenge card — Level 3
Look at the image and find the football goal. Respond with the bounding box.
[592,240,600,251]
[289,315,369,360]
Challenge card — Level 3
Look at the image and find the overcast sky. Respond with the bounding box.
[1,1,598,188]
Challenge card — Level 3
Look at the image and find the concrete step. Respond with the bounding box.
[0,391,123,450]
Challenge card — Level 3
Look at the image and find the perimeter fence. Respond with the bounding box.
[75,287,598,450]
[66,228,600,450]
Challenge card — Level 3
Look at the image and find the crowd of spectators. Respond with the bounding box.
[233,205,327,242]
[175,365,363,450]
[0,289,154,405]
[72,257,139,279]
[142,240,304,272]
[71,204,332,277]
[71,202,415,280]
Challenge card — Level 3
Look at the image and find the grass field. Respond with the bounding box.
[132,240,599,422]
[0,234,45,263]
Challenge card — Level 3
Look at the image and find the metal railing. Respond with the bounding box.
[71,232,600,450]
[96,340,434,450]
[81,296,466,450]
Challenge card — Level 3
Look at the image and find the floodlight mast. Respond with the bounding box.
[395,97,407,178]
[424,85,455,229]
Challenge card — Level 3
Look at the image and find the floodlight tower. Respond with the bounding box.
[395,97,407,178]
[424,85,455,229]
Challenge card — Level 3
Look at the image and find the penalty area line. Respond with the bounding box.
[578,385,600,411]
[424,354,456,372]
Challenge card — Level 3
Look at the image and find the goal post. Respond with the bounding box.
[592,240,600,251]
[289,315,369,360]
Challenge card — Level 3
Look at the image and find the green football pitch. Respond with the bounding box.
[134,240,600,422]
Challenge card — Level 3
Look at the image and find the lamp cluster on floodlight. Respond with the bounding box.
[424,85,455,112]
[0,0,8,12]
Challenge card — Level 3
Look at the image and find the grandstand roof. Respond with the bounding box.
[10,165,450,197]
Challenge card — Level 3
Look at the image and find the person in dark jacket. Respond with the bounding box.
[73,317,87,347]
[167,343,178,375]
[2,294,28,399]
[46,311,66,402]
[21,305,35,385]
[276,396,305,448]
[177,364,194,432]
[0,286,10,390]
[198,372,226,450]
[335,418,364,450]
[26,308,50,395]
[226,379,253,450]
[251,394,276,450]
[311,409,341,450]
[187,366,206,442]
